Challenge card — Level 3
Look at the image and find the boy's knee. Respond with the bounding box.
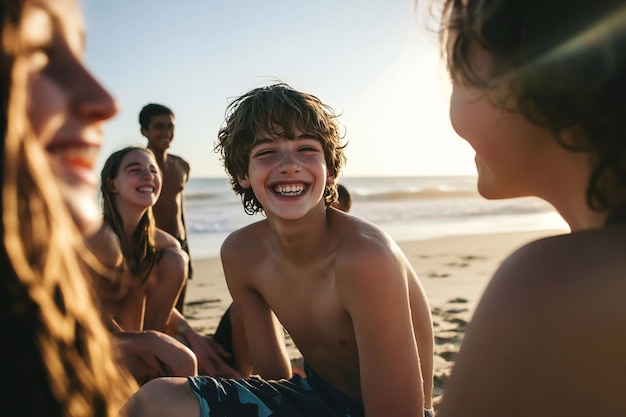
[122,378,169,417]
[122,377,197,417]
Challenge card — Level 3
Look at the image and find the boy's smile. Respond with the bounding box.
[239,127,333,219]
[143,114,175,152]
[273,182,306,196]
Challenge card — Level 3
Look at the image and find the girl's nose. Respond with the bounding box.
[142,169,155,179]
[72,61,118,122]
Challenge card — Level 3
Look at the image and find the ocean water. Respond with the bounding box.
[184,175,568,260]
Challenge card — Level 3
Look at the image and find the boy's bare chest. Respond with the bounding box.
[160,167,186,192]
[255,256,353,345]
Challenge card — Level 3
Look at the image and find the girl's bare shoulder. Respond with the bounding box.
[154,228,183,251]
[86,224,123,268]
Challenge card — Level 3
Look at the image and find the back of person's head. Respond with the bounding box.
[439,0,626,215]
[1,1,136,416]
[139,103,174,130]
[216,82,346,215]
[100,146,158,279]
[333,183,352,212]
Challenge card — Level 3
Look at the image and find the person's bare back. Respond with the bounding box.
[438,226,626,416]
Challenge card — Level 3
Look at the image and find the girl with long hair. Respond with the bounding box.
[92,146,240,384]
[0,0,137,416]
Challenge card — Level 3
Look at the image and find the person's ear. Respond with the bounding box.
[108,178,119,193]
[238,174,251,189]
[140,127,148,138]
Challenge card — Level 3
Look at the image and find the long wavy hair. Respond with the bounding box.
[216,82,347,215]
[0,1,137,416]
[438,0,626,216]
[100,147,159,284]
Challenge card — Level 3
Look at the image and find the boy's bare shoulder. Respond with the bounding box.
[477,225,626,326]
[494,226,626,287]
[220,220,270,263]
[334,211,400,253]
[331,211,410,277]
[167,153,190,172]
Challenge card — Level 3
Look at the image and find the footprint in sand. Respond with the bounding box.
[434,331,461,345]
[461,255,485,261]
[446,317,468,331]
[438,350,457,362]
[186,298,222,307]
[428,272,450,278]
[444,308,468,314]
[445,261,469,268]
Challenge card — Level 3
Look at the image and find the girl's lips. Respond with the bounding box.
[137,186,157,194]
[46,142,100,170]
[46,145,100,188]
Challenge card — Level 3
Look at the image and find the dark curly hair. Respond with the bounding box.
[438,0,626,215]
[215,83,346,215]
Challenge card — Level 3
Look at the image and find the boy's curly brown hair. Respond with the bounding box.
[215,83,347,215]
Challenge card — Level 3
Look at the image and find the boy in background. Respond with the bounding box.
[139,103,192,314]
[124,83,434,417]
[333,183,353,212]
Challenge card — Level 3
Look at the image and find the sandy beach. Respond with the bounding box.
[183,227,568,407]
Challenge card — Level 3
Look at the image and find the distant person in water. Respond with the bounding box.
[122,82,435,417]
[140,103,192,314]
[332,183,352,212]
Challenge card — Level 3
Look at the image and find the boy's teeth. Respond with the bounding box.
[274,183,304,196]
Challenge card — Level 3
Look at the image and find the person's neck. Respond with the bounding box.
[536,147,605,231]
[116,203,148,241]
[147,145,167,163]
[549,196,608,232]
[270,207,331,265]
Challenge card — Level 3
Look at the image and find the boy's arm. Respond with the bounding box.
[245,301,290,379]
[339,244,426,417]
[178,157,191,244]
[221,238,292,380]
[167,308,241,378]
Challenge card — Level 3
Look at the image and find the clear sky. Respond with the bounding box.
[82,0,476,179]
